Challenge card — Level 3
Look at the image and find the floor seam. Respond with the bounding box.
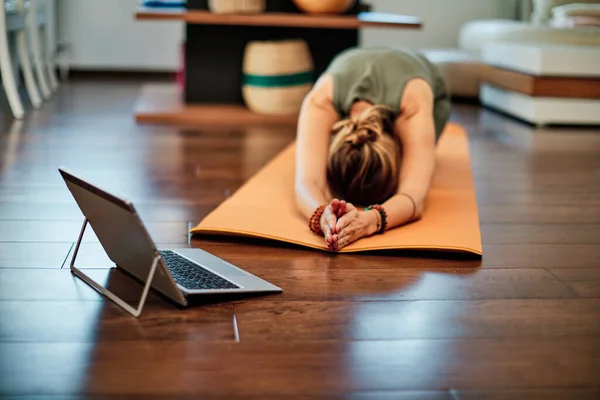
[546,268,582,298]
[60,242,75,269]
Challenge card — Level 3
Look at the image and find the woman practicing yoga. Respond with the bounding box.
[295,46,451,251]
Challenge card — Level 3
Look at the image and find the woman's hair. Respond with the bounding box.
[326,104,402,207]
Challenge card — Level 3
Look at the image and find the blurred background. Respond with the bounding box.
[54,0,524,74]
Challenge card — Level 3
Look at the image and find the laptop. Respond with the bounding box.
[59,167,282,316]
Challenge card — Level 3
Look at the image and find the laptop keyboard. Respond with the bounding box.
[159,250,240,290]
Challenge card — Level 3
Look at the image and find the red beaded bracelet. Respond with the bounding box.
[308,204,327,235]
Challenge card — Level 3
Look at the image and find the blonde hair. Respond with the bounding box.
[326,105,402,207]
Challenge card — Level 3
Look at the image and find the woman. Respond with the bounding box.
[294,46,451,251]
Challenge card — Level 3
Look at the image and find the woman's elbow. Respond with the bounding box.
[412,201,426,221]
[413,209,424,221]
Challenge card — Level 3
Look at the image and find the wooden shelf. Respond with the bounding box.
[133,6,422,126]
[135,7,422,29]
[134,84,299,126]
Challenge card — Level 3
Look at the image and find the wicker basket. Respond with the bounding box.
[208,0,265,14]
[242,39,314,115]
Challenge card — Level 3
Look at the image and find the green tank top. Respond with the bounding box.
[325,47,448,134]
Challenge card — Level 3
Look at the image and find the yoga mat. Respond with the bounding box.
[191,123,482,256]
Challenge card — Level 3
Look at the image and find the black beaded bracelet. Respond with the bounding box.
[365,204,387,234]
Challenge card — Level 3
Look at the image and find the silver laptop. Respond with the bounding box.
[59,167,282,317]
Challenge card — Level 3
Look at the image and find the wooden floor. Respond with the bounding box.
[0,78,599,399]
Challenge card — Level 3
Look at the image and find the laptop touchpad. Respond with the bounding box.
[204,260,252,277]
[173,249,252,277]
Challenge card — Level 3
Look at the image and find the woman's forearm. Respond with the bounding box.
[294,76,339,221]
[383,98,436,231]
[295,181,330,220]
[381,192,422,230]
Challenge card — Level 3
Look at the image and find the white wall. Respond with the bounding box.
[58,0,184,71]
[361,0,519,49]
[57,0,517,71]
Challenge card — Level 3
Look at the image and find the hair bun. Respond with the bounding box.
[346,128,374,147]
[332,104,393,148]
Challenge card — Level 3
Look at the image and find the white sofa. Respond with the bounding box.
[424,0,600,98]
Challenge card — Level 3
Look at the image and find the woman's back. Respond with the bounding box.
[325,47,444,118]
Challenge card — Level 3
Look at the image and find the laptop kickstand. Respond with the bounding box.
[69,217,160,318]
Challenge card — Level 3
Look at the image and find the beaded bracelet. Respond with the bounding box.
[365,204,387,234]
[308,204,327,235]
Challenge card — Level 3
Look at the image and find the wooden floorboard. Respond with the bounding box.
[454,388,600,400]
[481,244,600,269]
[0,80,599,397]
[0,266,578,302]
[0,242,73,268]
[0,339,598,395]
[480,223,600,244]
[549,268,600,297]
[0,301,235,343]
[0,394,455,400]
[0,202,214,222]
[478,204,600,223]
[0,268,170,302]
[233,298,600,341]
[0,220,190,244]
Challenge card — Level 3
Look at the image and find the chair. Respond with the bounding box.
[0,0,26,118]
[0,0,58,119]
[25,0,52,100]
[38,0,58,92]
[16,0,42,108]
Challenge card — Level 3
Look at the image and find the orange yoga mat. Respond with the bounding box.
[191,123,482,256]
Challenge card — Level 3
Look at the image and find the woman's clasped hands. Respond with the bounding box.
[319,198,379,252]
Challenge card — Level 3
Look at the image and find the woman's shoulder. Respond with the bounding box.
[305,74,335,106]
[399,78,435,119]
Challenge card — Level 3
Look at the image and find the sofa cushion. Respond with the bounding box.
[458,18,600,53]
[531,0,600,24]
[551,2,600,25]
[553,2,600,16]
